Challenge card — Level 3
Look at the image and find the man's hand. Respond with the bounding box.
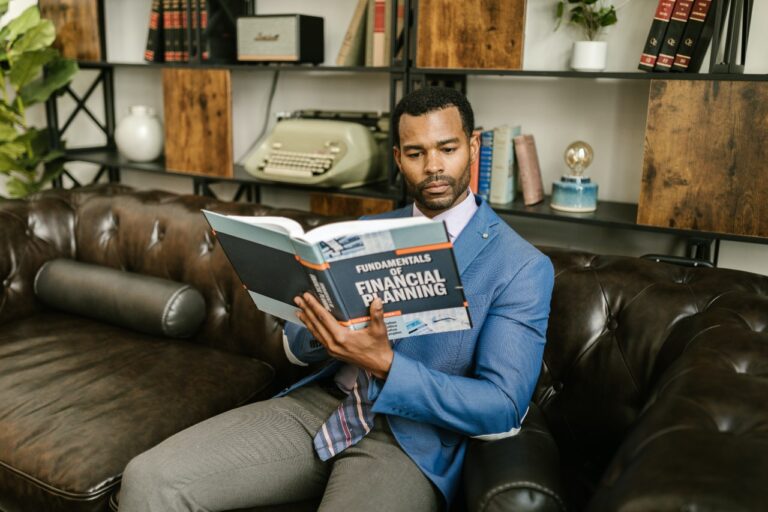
[294,293,394,379]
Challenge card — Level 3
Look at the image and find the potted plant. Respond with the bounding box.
[555,0,619,71]
[0,1,78,198]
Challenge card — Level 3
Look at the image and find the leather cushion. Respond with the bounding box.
[34,258,206,338]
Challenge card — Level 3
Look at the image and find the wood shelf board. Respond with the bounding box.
[63,150,401,201]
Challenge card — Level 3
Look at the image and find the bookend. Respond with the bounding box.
[183,0,245,63]
[709,0,753,73]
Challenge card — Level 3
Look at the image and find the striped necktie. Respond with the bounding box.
[313,368,374,460]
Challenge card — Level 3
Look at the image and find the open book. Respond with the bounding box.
[202,211,471,340]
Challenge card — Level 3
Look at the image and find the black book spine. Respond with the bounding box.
[672,0,714,72]
[639,0,677,71]
[144,0,164,62]
[655,0,695,71]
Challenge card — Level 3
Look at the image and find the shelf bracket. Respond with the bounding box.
[710,0,753,73]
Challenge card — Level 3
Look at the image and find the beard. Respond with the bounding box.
[407,161,472,212]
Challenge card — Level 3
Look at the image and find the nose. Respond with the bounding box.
[424,149,443,175]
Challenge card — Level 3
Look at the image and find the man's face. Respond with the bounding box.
[394,106,479,218]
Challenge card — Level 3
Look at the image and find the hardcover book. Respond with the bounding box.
[513,134,544,206]
[144,0,164,62]
[654,0,695,71]
[336,0,368,66]
[203,211,472,339]
[477,129,494,201]
[489,125,521,205]
[638,0,677,71]
[672,0,715,72]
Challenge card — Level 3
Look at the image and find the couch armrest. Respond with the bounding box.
[588,304,768,511]
[464,403,566,512]
[0,196,74,326]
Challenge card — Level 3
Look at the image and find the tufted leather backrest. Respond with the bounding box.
[0,185,334,389]
[535,246,768,502]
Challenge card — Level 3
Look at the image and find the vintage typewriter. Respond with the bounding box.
[242,110,389,188]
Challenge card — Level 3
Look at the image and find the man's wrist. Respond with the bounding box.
[370,350,394,380]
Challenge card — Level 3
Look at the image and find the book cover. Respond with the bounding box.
[655,0,695,71]
[489,125,521,205]
[638,0,677,71]
[163,0,174,62]
[203,212,472,340]
[336,0,368,66]
[513,134,544,206]
[370,0,388,66]
[144,0,164,62]
[477,129,494,201]
[672,0,714,72]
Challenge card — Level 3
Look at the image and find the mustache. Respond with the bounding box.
[417,175,456,189]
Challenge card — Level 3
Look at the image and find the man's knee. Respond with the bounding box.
[120,449,181,509]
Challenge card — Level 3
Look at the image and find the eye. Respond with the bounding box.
[442,147,457,154]
[406,151,422,159]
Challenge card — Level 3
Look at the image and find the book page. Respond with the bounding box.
[225,215,305,237]
[299,216,433,245]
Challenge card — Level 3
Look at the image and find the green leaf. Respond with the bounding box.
[0,122,17,142]
[19,58,78,106]
[41,149,65,163]
[9,48,58,90]
[1,6,41,44]
[0,0,10,18]
[583,0,599,4]
[11,19,56,54]
[600,8,618,26]
[0,140,26,160]
[0,152,18,172]
[556,1,564,18]
[5,177,34,198]
[15,127,50,156]
[0,103,20,125]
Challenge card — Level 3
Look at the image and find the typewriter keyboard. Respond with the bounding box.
[261,150,337,177]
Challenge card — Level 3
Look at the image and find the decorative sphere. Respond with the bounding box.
[564,141,594,176]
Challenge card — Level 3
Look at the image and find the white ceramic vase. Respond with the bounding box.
[115,105,164,162]
[571,41,608,72]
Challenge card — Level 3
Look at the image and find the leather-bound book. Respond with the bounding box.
[655,0,695,71]
[144,0,164,62]
[638,0,677,71]
[513,134,544,206]
[672,0,715,72]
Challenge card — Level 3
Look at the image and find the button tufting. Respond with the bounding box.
[608,318,619,330]
[553,381,564,392]
[2,278,9,287]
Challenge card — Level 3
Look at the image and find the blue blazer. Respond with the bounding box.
[280,196,554,505]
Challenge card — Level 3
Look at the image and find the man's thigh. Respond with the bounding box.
[319,416,442,512]
[120,386,339,512]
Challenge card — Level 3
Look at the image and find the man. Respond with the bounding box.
[120,86,554,511]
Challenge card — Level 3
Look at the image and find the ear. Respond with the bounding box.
[469,131,480,164]
[393,145,403,172]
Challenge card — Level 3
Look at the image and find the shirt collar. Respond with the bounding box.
[412,190,478,242]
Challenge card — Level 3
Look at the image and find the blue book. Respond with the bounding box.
[203,211,471,339]
[478,129,494,200]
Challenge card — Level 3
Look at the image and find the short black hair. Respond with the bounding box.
[392,86,474,147]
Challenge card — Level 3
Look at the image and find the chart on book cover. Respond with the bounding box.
[318,226,471,340]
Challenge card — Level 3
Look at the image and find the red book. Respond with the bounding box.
[513,134,544,206]
[638,0,677,71]
[655,0,695,70]
[672,0,714,71]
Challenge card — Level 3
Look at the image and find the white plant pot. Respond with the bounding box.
[115,105,164,162]
[571,41,608,72]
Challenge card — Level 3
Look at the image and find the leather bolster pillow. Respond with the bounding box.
[34,259,206,338]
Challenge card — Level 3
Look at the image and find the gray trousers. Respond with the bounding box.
[119,384,441,512]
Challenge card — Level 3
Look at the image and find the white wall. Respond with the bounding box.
[3,0,768,275]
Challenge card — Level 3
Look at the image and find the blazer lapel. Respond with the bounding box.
[453,200,499,275]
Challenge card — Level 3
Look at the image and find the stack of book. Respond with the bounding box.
[638,0,716,73]
[336,0,406,66]
[144,0,242,63]
[470,125,544,207]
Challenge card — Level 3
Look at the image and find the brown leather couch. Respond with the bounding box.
[2,186,767,511]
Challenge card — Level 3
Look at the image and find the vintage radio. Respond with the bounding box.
[236,15,324,64]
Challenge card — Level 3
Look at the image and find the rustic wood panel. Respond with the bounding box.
[310,193,395,217]
[638,80,768,237]
[39,0,102,61]
[416,0,525,69]
[162,68,233,178]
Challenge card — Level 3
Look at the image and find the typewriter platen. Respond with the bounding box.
[242,110,389,188]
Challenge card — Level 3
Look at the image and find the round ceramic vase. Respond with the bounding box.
[115,105,164,162]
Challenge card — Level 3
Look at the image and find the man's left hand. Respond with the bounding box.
[294,293,394,379]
